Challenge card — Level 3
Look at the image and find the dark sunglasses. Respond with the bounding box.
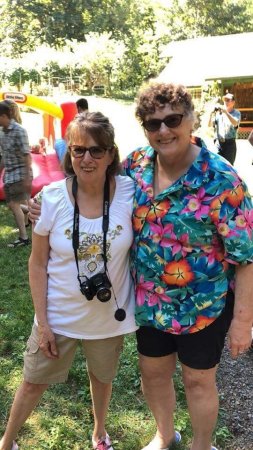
[142,114,184,132]
[69,145,107,159]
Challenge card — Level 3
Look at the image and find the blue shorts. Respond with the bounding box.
[136,290,234,370]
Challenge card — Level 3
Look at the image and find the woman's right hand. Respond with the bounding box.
[38,323,59,359]
[28,197,42,222]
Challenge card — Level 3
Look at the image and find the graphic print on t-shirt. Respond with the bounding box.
[64,225,123,276]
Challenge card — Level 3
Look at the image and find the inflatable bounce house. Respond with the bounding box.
[0,91,77,200]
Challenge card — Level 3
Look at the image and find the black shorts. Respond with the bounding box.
[136,290,234,370]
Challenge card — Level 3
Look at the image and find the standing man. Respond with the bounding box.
[209,93,241,165]
[0,101,32,247]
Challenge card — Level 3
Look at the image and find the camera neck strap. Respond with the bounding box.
[72,175,110,281]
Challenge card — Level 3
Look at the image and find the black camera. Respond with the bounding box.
[214,105,222,113]
[80,272,112,302]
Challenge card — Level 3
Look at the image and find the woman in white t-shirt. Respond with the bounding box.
[0,112,137,450]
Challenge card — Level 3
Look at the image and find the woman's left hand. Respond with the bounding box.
[227,318,252,358]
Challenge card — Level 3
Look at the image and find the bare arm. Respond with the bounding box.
[227,263,253,358]
[23,153,32,191]
[29,232,58,359]
[219,108,240,127]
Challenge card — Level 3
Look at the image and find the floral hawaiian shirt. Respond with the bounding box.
[123,145,253,335]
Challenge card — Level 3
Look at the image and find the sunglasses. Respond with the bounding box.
[142,114,184,132]
[69,145,107,159]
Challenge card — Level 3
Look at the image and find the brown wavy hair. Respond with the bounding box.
[63,112,121,176]
[135,82,195,123]
[4,100,22,123]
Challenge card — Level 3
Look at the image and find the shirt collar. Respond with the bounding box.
[140,144,211,199]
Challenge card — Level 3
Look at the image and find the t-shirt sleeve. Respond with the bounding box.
[33,184,63,236]
[118,175,135,200]
[216,180,253,265]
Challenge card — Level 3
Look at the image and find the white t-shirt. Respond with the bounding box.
[34,175,138,339]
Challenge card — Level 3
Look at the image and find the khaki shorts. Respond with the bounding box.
[23,325,124,384]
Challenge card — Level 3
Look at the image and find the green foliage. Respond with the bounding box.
[168,0,253,39]
[0,0,252,92]
[70,34,126,93]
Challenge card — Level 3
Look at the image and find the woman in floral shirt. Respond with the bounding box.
[124,82,253,450]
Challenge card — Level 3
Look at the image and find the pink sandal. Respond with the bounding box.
[12,443,19,450]
[92,433,113,450]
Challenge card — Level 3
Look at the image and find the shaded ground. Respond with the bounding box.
[217,343,253,450]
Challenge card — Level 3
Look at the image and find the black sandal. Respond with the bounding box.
[7,237,30,248]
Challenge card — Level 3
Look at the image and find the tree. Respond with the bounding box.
[0,0,252,93]
[0,0,87,55]
[166,0,253,39]
[70,34,126,93]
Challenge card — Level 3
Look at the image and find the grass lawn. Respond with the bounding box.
[0,202,232,449]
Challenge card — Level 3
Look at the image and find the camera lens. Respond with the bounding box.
[97,287,111,302]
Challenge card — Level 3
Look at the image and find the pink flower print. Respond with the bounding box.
[217,215,239,238]
[182,187,211,219]
[201,235,224,264]
[217,223,230,237]
[172,318,182,333]
[135,174,154,198]
[188,198,201,212]
[217,221,239,238]
[148,286,172,309]
[149,221,175,247]
[171,233,192,257]
[235,215,246,229]
[201,245,217,264]
[136,275,154,306]
[237,208,253,237]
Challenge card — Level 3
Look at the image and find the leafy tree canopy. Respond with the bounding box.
[0,0,252,91]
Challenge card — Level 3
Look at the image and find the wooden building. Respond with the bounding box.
[158,33,253,138]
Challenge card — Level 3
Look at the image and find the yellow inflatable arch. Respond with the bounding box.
[0,92,63,119]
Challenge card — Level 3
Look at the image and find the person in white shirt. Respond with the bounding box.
[0,112,137,450]
[208,92,241,165]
